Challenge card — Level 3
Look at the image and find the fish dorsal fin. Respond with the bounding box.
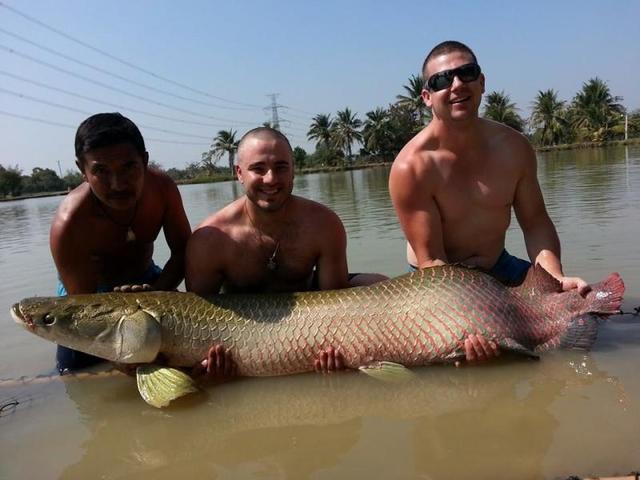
[512,264,562,297]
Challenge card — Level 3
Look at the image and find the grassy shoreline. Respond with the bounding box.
[3,138,638,202]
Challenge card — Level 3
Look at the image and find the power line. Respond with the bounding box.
[280,104,318,116]
[279,106,315,121]
[0,44,266,126]
[0,88,214,140]
[0,69,247,129]
[0,110,209,145]
[0,109,74,128]
[0,26,257,112]
[0,1,265,109]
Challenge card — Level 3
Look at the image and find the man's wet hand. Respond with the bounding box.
[113,284,153,293]
[559,276,591,297]
[314,346,345,373]
[193,345,237,382]
[456,334,500,367]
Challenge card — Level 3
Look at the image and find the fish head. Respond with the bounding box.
[11,294,162,363]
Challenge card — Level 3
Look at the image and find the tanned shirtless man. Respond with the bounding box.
[389,41,589,363]
[186,127,386,375]
[50,113,191,373]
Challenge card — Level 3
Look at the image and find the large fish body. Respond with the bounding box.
[11,265,624,376]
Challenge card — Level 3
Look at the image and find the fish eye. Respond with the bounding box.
[42,314,56,326]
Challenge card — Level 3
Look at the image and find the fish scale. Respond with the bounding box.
[12,265,625,377]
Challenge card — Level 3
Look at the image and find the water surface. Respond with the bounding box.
[1,146,639,479]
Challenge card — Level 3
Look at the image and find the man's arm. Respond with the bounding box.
[314,210,351,290]
[50,207,99,295]
[152,179,191,291]
[185,226,226,295]
[389,156,447,268]
[513,141,589,294]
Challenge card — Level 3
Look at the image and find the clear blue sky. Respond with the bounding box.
[1,0,639,174]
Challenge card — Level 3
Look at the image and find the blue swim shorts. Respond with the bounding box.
[408,249,530,285]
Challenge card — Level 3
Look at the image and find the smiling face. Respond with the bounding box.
[236,135,294,212]
[78,143,148,211]
[422,50,485,123]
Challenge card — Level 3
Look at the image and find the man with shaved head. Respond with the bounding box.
[186,127,385,374]
[187,126,383,294]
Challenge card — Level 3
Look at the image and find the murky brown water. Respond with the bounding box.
[1,145,639,479]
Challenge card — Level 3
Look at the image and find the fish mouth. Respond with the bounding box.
[10,303,34,330]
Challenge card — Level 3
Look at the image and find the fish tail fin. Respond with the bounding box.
[537,314,600,352]
[586,272,625,315]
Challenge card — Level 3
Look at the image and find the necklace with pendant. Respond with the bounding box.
[93,192,138,243]
[245,198,281,272]
[266,242,280,271]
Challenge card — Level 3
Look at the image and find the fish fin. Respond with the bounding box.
[512,264,562,297]
[497,338,540,359]
[136,365,199,408]
[585,272,625,315]
[557,314,600,351]
[358,361,416,383]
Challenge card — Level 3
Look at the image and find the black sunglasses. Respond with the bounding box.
[425,63,482,92]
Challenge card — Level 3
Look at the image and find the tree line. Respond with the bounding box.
[200,75,639,172]
[3,76,638,198]
[0,165,83,199]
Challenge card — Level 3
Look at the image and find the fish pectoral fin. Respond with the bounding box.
[358,361,416,383]
[136,365,199,408]
[497,338,540,359]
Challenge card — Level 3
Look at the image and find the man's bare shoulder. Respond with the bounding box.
[392,127,440,176]
[290,195,343,227]
[482,119,534,155]
[143,168,181,196]
[193,197,244,235]
[53,183,92,225]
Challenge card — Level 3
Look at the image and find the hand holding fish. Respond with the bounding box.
[558,276,591,297]
[113,284,153,293]
[314,346,346,373]
[457,334,501,367]
[194,345,237,382]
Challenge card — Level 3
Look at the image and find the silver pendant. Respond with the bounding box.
[267,242,279,271]
[126,227,136,242]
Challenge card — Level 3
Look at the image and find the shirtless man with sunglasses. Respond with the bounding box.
[389,41,589,363]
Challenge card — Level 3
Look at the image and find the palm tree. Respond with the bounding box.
[202,129,238,174]
[396,74,431,125]
[570,77,624,141]
[530,89,568,146]
[333,108,363,159]
[362,107,393,158]
[307,114,334,149]
[483,91,525,132]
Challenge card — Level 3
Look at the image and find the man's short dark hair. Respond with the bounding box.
[237,127,293,160]
[422,41,479,80]
[75,113,146,161]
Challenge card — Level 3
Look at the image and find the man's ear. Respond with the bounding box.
[235,164,243,183]
[421,88,432,108]
[480,73,485,94]
[75,159,87,180]
[143,151,149,168]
